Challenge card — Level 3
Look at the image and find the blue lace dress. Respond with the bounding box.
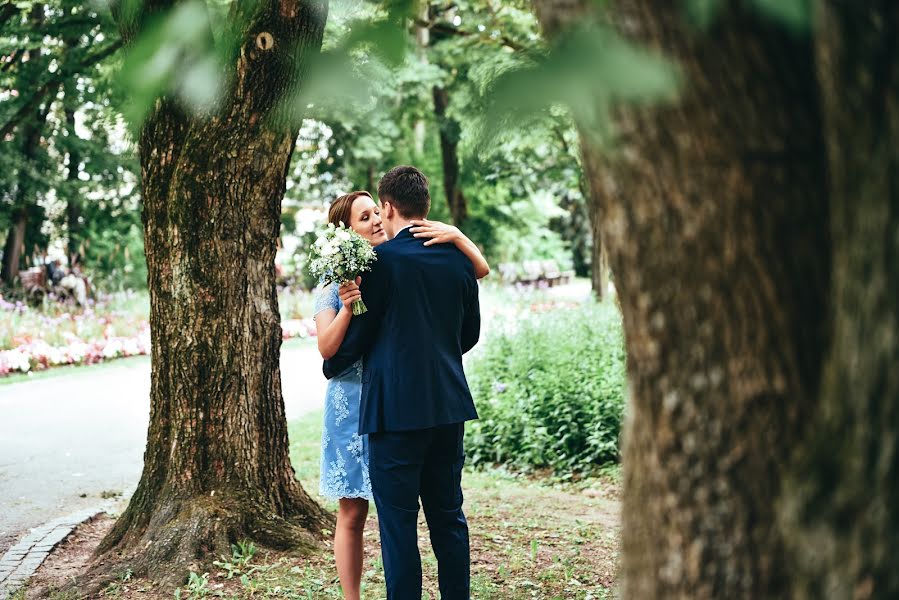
[314,283,372,501]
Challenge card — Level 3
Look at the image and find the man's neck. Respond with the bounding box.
[390,220,414,237]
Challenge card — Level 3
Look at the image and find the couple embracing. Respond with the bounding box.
[313,165,488,599]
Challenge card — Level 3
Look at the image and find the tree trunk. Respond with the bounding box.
[780,3,899,598]
[603,4,830,597]
[64,96,83,267]
[0,212,26,284]
[579,141,609,300]
[366,162,376,193]
[1,4,46,285]
[537,1,831,597]
[83,0,333,591]
[433,86,467,225]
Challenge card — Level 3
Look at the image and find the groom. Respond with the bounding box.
[323,165,480,599]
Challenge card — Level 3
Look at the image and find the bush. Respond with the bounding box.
[466,301,627,477]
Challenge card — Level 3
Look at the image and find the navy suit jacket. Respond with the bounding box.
[322,227,480,434]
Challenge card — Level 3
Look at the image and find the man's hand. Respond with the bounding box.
[338,277,362,312]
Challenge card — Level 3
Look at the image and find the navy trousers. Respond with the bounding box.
[369,423,470,600]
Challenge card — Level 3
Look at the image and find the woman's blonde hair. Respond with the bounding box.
[328,191,374,228]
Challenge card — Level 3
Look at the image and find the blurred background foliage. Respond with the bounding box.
[0,0,812,291]
[0,0,690,292]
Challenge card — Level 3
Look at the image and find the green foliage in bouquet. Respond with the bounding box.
[308,223,377,315]
[466,301,627,477]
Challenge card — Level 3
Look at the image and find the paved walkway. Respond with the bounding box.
[0,340,327,556]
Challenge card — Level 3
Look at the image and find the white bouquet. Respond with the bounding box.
[308,223,377,315]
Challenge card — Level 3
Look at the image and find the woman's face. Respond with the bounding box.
[349,195,388,246]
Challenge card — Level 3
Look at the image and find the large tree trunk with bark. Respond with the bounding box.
[596,4,830,597]
[537,0,831,597]
[81,0,333,591]
[780,3,899,598]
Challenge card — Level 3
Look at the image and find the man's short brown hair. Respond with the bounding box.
[377,165,430,219]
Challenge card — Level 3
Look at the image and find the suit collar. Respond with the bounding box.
[392,227,415,241]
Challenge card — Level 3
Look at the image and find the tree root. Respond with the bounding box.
[65,492,335,596]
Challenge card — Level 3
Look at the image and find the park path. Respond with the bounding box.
[0,340,327,555]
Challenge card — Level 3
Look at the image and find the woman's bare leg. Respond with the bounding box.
[334,498,369,599]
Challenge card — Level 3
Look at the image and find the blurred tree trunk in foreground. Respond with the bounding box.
[538,0,899,597]
[782,3,899,598]
[536,0,830,597]
[82,0,334,591]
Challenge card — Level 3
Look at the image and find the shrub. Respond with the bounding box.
[466,301,627,477]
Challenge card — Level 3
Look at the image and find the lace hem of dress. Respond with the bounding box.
[318,490,373,501]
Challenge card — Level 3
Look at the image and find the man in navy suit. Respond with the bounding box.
[323,165,480,599]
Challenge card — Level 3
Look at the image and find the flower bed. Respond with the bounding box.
[0,320,318,376]
[0,291,318,377]
[281,318,317,340]
[0,327,152,375]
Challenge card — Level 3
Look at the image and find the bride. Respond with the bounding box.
[312,190,489,599]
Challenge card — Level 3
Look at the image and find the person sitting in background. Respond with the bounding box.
[45,259,65,286]
[59,269,88,306]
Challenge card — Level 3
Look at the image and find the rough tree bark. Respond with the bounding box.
[81,0,333,590]
[536,0,831,597]
[781,3,899,598]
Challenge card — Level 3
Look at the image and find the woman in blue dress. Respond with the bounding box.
[314,190,489,599]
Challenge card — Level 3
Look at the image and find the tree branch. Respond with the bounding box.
[0,1,17,28]
[414,17,527,52]
[0,39,123,139]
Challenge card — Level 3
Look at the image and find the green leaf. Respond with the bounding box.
[117,0,226,130]
[684,0,724,28]
[479,24,680,148]
[752,0,813,31]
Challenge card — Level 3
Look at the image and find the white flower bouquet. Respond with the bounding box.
[308,222,377,315]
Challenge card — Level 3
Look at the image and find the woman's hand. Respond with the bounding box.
[410,219,461,247]
[337,277,362,312]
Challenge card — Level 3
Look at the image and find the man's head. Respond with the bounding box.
[377,165,430,238]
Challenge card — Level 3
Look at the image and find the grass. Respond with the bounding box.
[0,354,151,386]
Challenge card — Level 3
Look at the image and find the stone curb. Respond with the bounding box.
[0,499,121,600]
